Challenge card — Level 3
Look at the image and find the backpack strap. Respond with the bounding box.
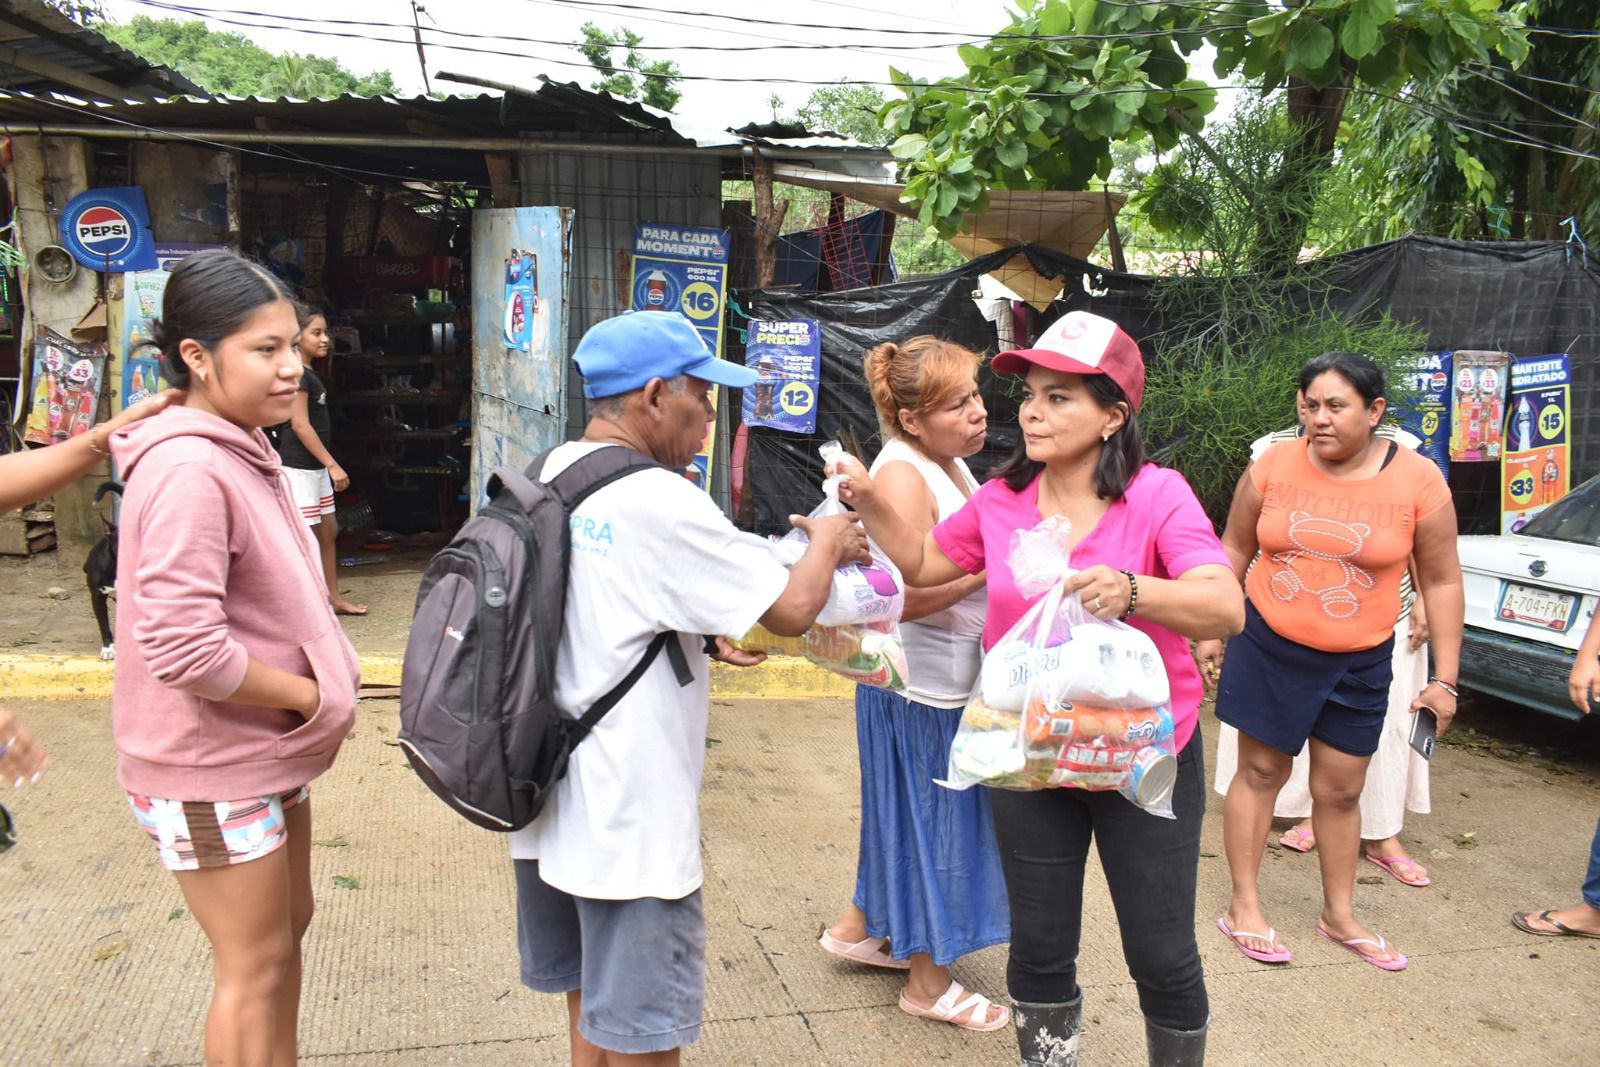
[486,466,540,511]
[569,631,694,744]
[542,444,662,510]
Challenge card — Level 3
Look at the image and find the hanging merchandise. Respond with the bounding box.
[741,319,821,434]
[629,224,730,489]
[1447,350,1510,462]
[25,327,106,444]
[1391,352,1451,477]
[58,187,159,273]
[1501,354,1571,534]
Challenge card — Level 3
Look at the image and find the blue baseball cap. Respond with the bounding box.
[573,310,757,399]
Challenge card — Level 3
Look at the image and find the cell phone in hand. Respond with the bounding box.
[1409,706,1438,761]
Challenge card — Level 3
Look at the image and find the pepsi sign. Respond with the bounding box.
[60,187,158,272]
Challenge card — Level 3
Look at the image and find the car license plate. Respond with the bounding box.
[1497,582,1577,632]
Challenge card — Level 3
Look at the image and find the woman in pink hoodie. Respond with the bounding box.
[111,250,360,1067]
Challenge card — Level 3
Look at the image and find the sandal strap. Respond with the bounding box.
[933,981,994,1022]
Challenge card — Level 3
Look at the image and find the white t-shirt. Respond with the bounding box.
[508,442,790,900]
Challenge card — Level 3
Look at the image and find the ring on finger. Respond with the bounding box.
[1093,595,1103,611]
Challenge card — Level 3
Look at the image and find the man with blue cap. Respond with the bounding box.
[508,310,867,1066]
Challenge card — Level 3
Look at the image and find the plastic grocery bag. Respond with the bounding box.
[942,516,1180,818]
[731,442,909,691]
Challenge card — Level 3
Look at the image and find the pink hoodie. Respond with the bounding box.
[110,406,360,800]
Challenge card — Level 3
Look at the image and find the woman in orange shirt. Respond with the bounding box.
[1215,353,1464,971]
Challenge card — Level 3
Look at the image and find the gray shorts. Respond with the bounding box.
[514,860,706,1055]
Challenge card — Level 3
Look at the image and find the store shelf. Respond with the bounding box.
[347,311,455,326]
[336,354,467,368]
[334,390,462,405]
[338,427,463,440]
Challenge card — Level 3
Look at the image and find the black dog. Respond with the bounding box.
[83,480,123,661]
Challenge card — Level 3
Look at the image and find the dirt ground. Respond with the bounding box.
[0,549,427,658]
[1,694,1598,1065]
[3,550,1600,1064]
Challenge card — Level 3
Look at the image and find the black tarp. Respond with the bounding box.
[734,237,1600,535]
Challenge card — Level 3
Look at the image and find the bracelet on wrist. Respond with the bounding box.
[86,428,109,456]
[1119,570,1139,619]
[1428,677,1459,699]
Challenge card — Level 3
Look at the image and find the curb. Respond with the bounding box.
[0,652,855,702]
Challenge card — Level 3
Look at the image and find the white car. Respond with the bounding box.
[1457,474,1600,720]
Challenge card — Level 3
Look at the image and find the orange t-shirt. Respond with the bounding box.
[1247,438,1451,652]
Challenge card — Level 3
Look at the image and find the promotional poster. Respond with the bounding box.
[741,319,822,434]
[629,224,730,489]
[1500,354,1571,534]
[25,328,107,444]
[502,249,537,352]
[1391,351,1452,477]
[1447,350,1510,462]
[121,244,223,409]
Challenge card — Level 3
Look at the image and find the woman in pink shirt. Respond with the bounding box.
[834,312,1243,1067]
[111,250,360,1066]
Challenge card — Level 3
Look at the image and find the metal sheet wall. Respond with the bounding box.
[515,150,723,442]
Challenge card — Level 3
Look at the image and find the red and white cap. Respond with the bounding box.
[991,311,1145,411]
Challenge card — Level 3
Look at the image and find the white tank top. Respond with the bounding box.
[871,437,987,708]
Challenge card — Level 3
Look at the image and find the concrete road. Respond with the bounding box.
[1,697,1597,1066]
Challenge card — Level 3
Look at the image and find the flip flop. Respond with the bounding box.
[1315,925,1408,971]
[1278,826,1316,852]
[1365,853,1431,887]
[898,980,1011,1032]
[1511,910,1600,939]
[817,929,911,970]
[1216,916,1291,963]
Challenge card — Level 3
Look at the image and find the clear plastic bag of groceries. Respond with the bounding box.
[731,442,909,691]
[941,516,1179,818]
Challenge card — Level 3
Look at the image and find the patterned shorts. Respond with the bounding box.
[128,785,309,872]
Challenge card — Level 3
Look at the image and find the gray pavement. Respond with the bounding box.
[2,696,1598,1066]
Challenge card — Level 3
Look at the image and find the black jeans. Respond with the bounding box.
[990,736,1208,1032]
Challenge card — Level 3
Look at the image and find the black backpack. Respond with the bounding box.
[398,445,692,831]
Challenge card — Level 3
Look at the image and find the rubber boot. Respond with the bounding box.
[1012,996,1082,1067]
[1145,1017,1207,1067]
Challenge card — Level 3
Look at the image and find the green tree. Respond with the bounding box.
[882,0,1528,270]
[101,15,399,99]
[1313,0,1600,248]
[796,85,891,146]
[576,23,682,112]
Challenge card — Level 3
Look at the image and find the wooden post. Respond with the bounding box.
[484,153,517,209]
[7,135,105,572]
[750,149,788,289]
[1103,190,1127,274]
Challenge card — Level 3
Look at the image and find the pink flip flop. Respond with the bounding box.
[817,929,911,970]
[898,980,1011,1032]
[1315,925,1408,971]
[1365,853,1431,887]
[1216,916,1291,963]
[1278,826,1316,853]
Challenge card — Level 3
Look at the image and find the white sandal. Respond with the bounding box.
[898,979,1011,1032]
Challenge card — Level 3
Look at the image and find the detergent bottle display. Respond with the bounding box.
[941,516,1180,818]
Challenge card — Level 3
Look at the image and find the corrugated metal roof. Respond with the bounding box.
[0,0,202,99]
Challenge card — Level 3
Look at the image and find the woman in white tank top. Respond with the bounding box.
[817,337,1012,1032]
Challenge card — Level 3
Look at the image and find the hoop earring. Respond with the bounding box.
[1101,432,1110,442]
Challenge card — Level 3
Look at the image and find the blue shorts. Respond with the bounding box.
[514,860,706,1055]
[1215,601,1394,758]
